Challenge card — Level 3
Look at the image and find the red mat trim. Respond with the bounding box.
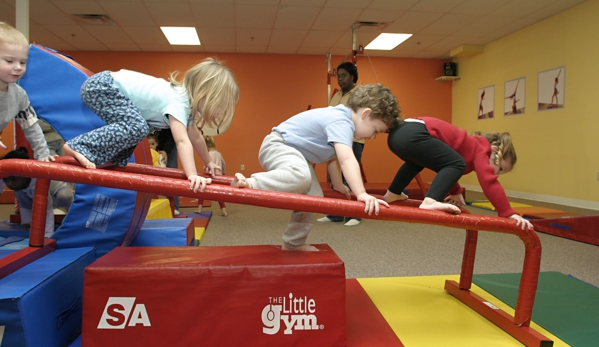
[346,279,404,347]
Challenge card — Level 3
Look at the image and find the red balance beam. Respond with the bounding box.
[0,158,550,346]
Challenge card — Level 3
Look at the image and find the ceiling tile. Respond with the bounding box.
[357,9,404,24]
[0,0,585,58]
[100,2,156,27]
[266,46,298,54]
[395,34,445,50]
[235,4,277,29]
[280,0,326,6]
[144,2,195,26]
[368,0,420,11]
[302,30,345,47]
[410,0,466,13]
[51,0,105,15]
[84,25,134,44]
[384,11,444,34]
[450,0,512,15]
[425,35,479,52]
[43,24,104,45]
[200,45,236,53]
[199,27,235,46]
[452,15,519,37]
[274,6,320,30]
[30,0,78,25]
[269,29,308,47]
[325,0,372,9]
[191,3,235,28]
[312,7,362,31]
[491,0,559,17]
[121,27,169,45]
[418,13,480,36]
[235,28,271,46]
[235,45,267,53]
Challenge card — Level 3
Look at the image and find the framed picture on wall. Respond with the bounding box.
[504,77,525,116]
[477,85,494,120]
[538,66,565,111]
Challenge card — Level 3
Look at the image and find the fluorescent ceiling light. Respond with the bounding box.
[365,33,412,50]
[160,27,201,45]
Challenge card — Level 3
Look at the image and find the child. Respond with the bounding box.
[0,22,55,162]
[63,57,240,193]
[196,136,227,216]
[383,117,533,230]
[147,132,167,167]
[1,147,73,237]
[232,84,401,251]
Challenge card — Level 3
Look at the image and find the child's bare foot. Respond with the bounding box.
[419,197,460,214]
[231,173,252,188]
[282,244,319,252]
[383,190,408,203]
[195,206,202,214]
[63,144,96,169]
[221,207,227,217]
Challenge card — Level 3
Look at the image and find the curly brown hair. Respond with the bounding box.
[347,84,402,131]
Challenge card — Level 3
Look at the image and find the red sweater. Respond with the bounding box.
[416,117,516,217]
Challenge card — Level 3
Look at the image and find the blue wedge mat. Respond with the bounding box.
[0,247,95,347]
[17,45,149,258]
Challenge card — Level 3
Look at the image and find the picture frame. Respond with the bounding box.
[477,85,494,120]
[504,77,525,116]
[538,66,565,111]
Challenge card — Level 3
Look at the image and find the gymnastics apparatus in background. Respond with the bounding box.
[0,156,552,347]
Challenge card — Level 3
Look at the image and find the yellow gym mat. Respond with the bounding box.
[146,198,172,220]
[471,201,532,211]
[357,275,568,347]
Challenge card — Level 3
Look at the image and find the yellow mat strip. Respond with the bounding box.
[358,275,569,347]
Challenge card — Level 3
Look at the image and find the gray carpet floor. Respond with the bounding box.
[198,191,599,287]
[2,191,597,287]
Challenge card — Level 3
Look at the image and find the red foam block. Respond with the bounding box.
[83,244,346,347]
[532,215,599,246]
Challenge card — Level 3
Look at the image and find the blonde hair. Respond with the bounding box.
[472,131,517,166]
[347,84,402,131]
[0,22,29,47]
[204,135,216,150]
[170,58,239,134]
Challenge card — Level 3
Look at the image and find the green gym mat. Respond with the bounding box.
[473,272,599,347]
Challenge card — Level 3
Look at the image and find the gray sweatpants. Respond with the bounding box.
[247,132,323,249]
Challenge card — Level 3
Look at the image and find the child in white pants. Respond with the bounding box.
[232,84,402,251]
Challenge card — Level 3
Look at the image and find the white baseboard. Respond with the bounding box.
[460,184,599,212]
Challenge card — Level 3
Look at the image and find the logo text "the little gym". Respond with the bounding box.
[261,293,323,335]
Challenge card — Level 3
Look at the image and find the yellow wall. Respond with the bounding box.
[452,0,599,209]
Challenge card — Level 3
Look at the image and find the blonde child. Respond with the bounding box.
[196,136,227,216]
[0,22,54,162]
[63,58,239,193]
[383,117,533,230]
[232,84,401,251]
[147,133,166,167]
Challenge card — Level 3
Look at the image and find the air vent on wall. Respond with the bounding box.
[72,14,115,26]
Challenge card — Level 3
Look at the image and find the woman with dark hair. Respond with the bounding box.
[318,61,364,226]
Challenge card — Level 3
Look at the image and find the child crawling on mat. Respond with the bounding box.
[232,84,402,251]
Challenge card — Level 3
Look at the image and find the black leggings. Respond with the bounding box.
[387,121,466,201]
